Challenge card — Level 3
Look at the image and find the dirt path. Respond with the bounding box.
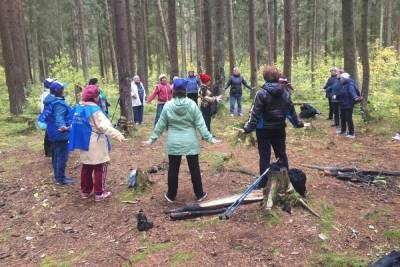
[0,115,399,266]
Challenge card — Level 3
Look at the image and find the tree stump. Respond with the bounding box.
[263,168,294,210]
[136,168,152,189]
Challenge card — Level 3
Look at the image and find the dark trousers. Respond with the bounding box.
[340,107,354,135]
[81,163,108,195]
[328,98,333,119]
[167,155,204,200]
[256,128,288,188]
[44,132,52,157]
[332,102,340,126]
[187,93,198,105]
[51,141,69,183]
[133,105,144,124]
[200,105,212,132]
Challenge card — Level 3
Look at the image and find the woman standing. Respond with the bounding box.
[147,74,172,125]
[199,73,222,134]
[131,75,146,125]
[144,78,220,203]
[225,67,252,116]
[337,73,358,138]
[69,85,126,201]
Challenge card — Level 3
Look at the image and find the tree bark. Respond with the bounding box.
[179,2,187,77]
[324,4,328,60]
[195,0,204,73]
[226,0,237,74]
[397,3,400,59]
[385,0,393,46]
[360,0,370,120]
[15,0,30,84]
[310,0,316,87]
[98,27,106,79]
[112,0,134,125]
[134,0,148,92]
[156,0,171,56]
[202,0,213,76]
[126,0,136,75]
[213,0,225,95]
[272,0,278,64]
[167,0,179,78]
[293,0,300,60]
[75,0,89,80]
[248,0,257,96]
[104,0,118,80]
[341,0,359,85]
[283,0,292,81]
[143,0,149,90]
[0,0,26,115]
[263,0,273,65]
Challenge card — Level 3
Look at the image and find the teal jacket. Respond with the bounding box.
[150,97,213,155]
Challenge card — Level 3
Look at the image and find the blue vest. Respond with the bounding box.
[39,99,72,141]
[69,104,104,151]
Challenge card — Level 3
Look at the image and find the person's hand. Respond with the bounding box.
[215,95,223,103]
[117,135,127,142]
[304,122,311,128]
[58,126,70,132]
[142,139,152,145]
[211,138,222,144]
[238,128,246,134]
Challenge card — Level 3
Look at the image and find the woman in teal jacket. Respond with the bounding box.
[144,78,219,203]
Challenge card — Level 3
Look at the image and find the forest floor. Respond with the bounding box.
[0,110,400,267]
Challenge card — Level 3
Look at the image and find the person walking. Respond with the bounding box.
[240,66,303,188]
[323,67,339,120]
[185,70,200,104]
[131,75,146,125]
[43,81,74,185]
[69,85,126,201]
[199,73,222,134]
[41,78,55,157]
[225,67,252,116]
[143,78,220,203]
[147,74,173,126]
[337,73,358,138]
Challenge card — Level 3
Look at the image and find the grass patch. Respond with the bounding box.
[171,252,194,266]
[315,253,367,267]
[360,208,389,222]
[260,209,282,226]
[117,183,150,202]
[122,242,174,266]
[200,152,233,173]
[319,203,336,234]
[383,230,400,245]
[40,249,92,267]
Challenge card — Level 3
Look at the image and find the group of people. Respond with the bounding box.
[323,67,362,138]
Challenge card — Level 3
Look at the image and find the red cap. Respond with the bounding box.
[199,73,211,84]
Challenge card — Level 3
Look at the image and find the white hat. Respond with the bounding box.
[340,73,350,79]
[159,74,167,80]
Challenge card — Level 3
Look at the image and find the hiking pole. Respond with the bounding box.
[111,97,120,123]
[219,167,270,220]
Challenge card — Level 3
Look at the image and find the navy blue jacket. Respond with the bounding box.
[185,76,200,94]
[338,79,358,109]
[324,75,337,98]
[329,78,342,103]
[225,75,252,97]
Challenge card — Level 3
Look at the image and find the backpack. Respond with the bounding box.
[299,103,320,119]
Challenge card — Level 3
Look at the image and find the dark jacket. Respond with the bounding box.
[44,94,71,142]
[185,76,200,94]
[225,75,252,97]
[329,78,342,103]
[244,82,300,132]
[324,75,337,98]
[338,79,358,109]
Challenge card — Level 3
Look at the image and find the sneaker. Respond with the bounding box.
[80,191,93,199]
[239,113,243,117]
[345,134,355,139]
[336,129,343,134]
[63,177,75,185]
[392,133,400,141]
[337,131,347,136]
[197,192,208,202]
[230,113,234,117]
[164,193,175,203]
[95,191,112,202]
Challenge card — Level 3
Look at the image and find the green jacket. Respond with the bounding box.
[150,97,213,155]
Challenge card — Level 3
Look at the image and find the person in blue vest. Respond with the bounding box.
[337,73,358,138]
[225,67,253,117]
[69,85,126,201]
[41,78,55,157]
[43,81,74,185]
[323,67,338,121]
[185,70,200,104]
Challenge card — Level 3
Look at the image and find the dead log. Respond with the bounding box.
[226,168,256,177]
[302,164,400,176]
[169,208,227,220]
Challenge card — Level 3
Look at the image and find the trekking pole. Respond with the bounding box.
[111,97,120,123]
[219,167,270,220]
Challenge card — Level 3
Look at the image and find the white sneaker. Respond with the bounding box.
[197,192,208,202]
[392,133,400,141]
[230,114,234,117]
[164,193,175,203]
[345,134,355,139]
[239,113,243,117]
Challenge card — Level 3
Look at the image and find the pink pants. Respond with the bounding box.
[81,163,108,195]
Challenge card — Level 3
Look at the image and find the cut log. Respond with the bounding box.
[164,190,264,214]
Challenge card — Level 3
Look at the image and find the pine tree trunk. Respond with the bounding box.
[203,0,213,76]
[379,0,384,46]
[227,0,237,74]
[272,0,278,64]
[15,0,30,85]
[324,5,328,60]
[156,0,171,56]
[360,0,370,120]
[0,0,26,115]
[143,0,149,90]
[195,0,204,73]
[385,0,393,46]
[310,0,316,87]
[98,27,106,79]
[134,0,148,92]
[342,0,359,85]
[263,0,273,65]
[293,0,300,61]
[213,0,225,95]
[397,4,400,59]
[283,0,292,81]
[126,0,136,75]
[248,0,257,96]
[167,0,179,78]
[104,0,118,81]
[75,0,89,80]
[112,0,134,126]
[180,2,187,77]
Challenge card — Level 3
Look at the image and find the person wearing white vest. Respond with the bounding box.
[131,75,146,125]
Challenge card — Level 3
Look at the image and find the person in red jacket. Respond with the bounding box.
[147,74,173,126]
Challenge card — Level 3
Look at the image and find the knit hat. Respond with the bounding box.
[173,78,188,91]
[159,74,167,81]
[49,81,66,92]
[82,85,100,101]
[44,78,55,89]
[340,73,350,79]
[199,73,211,84]
[330,67,338,73]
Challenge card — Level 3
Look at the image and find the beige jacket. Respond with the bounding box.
[79,102,124,165]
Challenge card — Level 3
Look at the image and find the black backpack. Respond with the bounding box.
[299,103,320,119]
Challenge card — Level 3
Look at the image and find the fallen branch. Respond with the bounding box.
[226,168,256,177]
[169,208,227,220]
[302,164,400,176]
[298,198,321,218]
